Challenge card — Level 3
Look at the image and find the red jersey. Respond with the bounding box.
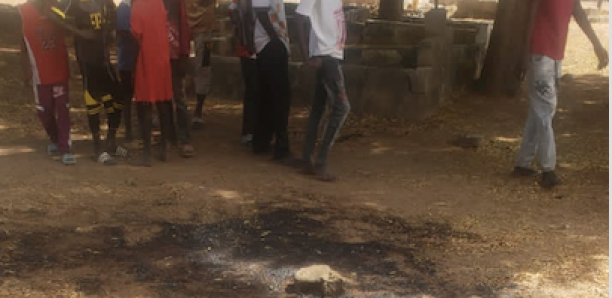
[531,0,576,60]
[131,0,173,102]
[19,2,69,85]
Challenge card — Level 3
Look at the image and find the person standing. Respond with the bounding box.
[130,0,175,167]
[50,0,125,165]
[513,0,608,188]
[229,0,257,145]
[184,0,217,130]
[294,0,350,182]
[19,0,76,165]
[116,0,138,142]
[250,0,292,161]
[164,0,196,158]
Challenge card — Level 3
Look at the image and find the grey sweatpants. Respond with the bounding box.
[302,57,351,167]
[515,54,562,172]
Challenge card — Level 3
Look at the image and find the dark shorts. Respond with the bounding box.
[80,63,119,102]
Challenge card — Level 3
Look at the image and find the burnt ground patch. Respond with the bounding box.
[0,194,493,298]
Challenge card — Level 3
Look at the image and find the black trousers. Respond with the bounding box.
[240,57,257,137]
[253,39,291,159]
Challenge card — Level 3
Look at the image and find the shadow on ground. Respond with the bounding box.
[0,194,502,298]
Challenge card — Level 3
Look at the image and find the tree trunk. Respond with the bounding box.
[379,0,404,21]
[479,0,533,97]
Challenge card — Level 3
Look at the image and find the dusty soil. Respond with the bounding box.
[0,4,609,298]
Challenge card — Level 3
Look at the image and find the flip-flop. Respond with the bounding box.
[97,152,117,166]
[61,153,77,166]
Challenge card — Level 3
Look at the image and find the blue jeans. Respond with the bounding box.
[515,55,561,171]
[302,57,351,167]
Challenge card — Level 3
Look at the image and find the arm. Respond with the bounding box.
[573,0,608,69]
[46,4,97,40]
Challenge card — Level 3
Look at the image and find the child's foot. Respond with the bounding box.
[192,118,205,130]
[61,153,77,166]
[97,152,117,166]
[47,144,58,156]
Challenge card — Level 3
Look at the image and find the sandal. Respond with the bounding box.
[97,152,117,166]
[61,154,77,166]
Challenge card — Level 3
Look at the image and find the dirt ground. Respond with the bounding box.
[0,4,609,298]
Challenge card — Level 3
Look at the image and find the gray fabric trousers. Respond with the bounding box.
[515,54,562,172]
[302,57,351,167]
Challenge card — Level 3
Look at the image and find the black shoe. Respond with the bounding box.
[540,171,562,189]
[513,167,539,177]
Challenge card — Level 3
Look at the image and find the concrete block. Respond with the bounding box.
[343,64,369,113]
[362,22,397,45]
[362,50,403,67]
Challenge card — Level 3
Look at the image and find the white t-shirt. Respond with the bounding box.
[295,0,346,60]
[252,0,290,54]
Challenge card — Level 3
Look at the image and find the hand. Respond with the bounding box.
[308,57,322,70]
[595,45,609,70]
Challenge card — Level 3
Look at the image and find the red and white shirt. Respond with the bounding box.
[19,2,69,85]
[296,0,346,60]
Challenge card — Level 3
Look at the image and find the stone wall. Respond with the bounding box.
[209,57,444,120]
[209,5,492,121]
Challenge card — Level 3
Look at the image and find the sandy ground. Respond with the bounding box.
[0,4,609,298]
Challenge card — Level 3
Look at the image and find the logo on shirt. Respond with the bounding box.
[35,27,57,51]
[90,13,103,29]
